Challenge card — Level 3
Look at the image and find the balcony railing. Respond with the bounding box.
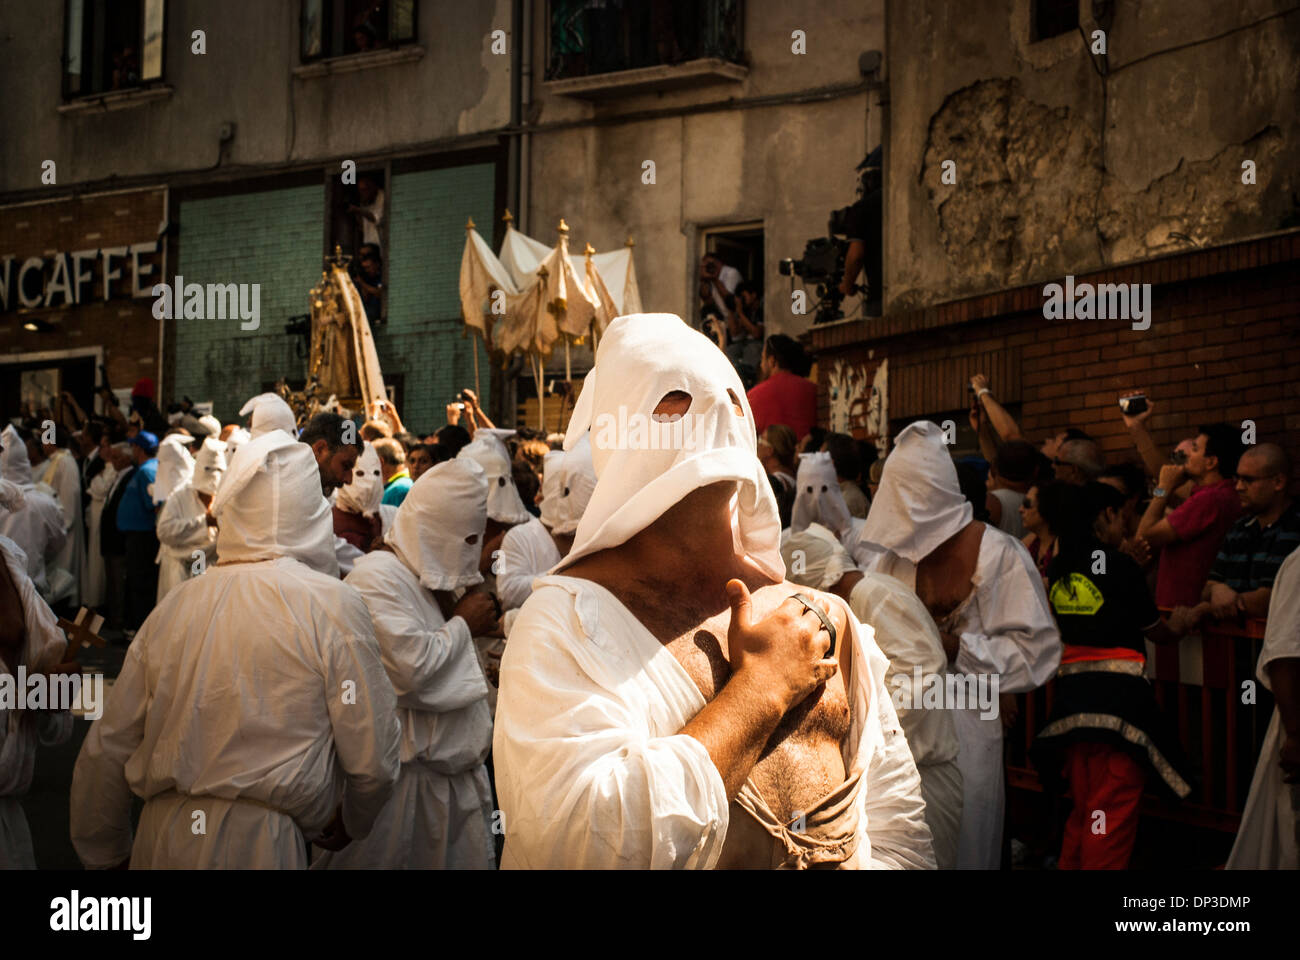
[546,0,744,82]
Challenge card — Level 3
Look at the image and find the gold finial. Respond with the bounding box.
[538,264,550,279]
[557,218,570,235]
[502,208,513,224]
[625,236,635,248]
[583,242,595,258]
[466,216,476,230]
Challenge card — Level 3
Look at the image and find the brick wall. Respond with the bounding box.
[809,231,1300,481]
[377,163,495,435]
[172,184,324,422]
[0,188,165,398]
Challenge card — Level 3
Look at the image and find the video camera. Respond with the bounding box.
[778,205,855,326]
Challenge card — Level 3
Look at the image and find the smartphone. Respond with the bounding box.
[1119,393,1148,416]
[1170,449,1188,465]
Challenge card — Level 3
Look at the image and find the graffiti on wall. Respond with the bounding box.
[827,357,888,456]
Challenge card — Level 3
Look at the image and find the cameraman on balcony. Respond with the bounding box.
[838,147,883,318]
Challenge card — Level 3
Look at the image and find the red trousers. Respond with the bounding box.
[1059,742,1145,870]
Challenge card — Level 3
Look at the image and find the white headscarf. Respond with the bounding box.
[551,431,597,537]
[386,457,488,591]
[556,313,784,581]
[0,478,26,512]
[335,441,384,517]
[791,451,852,538]
[457,430,531,524]
[213,430,338,576]
[192,437,228,497]
[855,420,973,564]
[0,425,33,487]
[780,523,859,591]
[150,433,195,504]
[240,393,297,439]
[538,449,567,529]
[223,426,251,460]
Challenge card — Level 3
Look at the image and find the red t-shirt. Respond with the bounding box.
[746,370,817,441]
[1155,479,1242,607]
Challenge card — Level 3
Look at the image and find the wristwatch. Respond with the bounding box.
[1153,487,1167,498]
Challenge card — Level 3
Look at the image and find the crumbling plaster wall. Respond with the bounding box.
[888,0,1299,310]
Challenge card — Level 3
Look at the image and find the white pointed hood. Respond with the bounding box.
[551,431,597,537]
[555,313,784,581]
[386,457,489,591]
[223,426,251,461]
[149,433,195,504]
[457,430,531,524]
[780,523,858,591]
[0,478,26,512]
[192,437,228,496]
[855,420,973,564]
[791,451,853,539]
[335,441,384,517]
[240,393,297,438]
[213,430,338,576]
[537,449,567,529]
[0,425,33,487]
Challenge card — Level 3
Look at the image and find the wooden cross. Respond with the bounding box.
[57,607,106,659]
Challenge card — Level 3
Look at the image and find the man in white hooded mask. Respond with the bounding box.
[315,458,499,869]
[497,433,597,612]
[457,428,532,578]
[781,524,964,868]
[240,393,298,439]
[332,441,385,554]
[495,313,933,869]
[70,430,400,868]
[0,426,68,602]
[847,420,1060,869]
[0,532,76,867]
[154,437,226,602]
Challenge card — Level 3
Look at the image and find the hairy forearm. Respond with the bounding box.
[1240,587,1271,619]
[977,417,1000,464]
[681,672,786,799]
[1137,494,1169,538]
[1126,423,1165,479]
[978,393,1019,442]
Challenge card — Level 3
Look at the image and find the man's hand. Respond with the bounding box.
[1119,537,1151,566]
[1167,605,1203,636]
[453,591,499,637]
[724,580,839,714]
[1207,582,1241,621]
[1157,463,1186,493]
[970,374,990,396]
[1121,394,1155,431]
[445,402,462,427]
[314,805,352,852]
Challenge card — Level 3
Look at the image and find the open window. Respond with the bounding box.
[327,166,388,325]
[300,0,418,62]
[63,0,166,99]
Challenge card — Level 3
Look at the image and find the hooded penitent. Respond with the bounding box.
[555,313,784,581]
[192,437,228,497]
[0,425,34,487]
[456,430,531,525]
[537,449,566,530]
[386,457,488,592]
[223,427,251,461]
[150,433,195,504]
[779,523,859,591]
[240,393,297,439]
[549,431,597,538]
[212,430,338,577]
[791,451,853,539]
[854,420,973,564]
[336,442,384,518]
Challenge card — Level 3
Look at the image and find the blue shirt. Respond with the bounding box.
[382,471,412,508]
[116,458,158,532]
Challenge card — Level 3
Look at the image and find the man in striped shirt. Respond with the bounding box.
[1199,443,1299,621]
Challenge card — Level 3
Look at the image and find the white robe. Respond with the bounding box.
[38,450,84,607]
[847,573,964,869]
[70,557,401,869]
[0,489,67,602]
[497,516,562,611]
[80,463,118,608]
[315,550,495,869]
[154,483,217,602]
[0,537,74,868]
[494,574,935,869]
[1227,548,1300,869]
[868,525,1060,869]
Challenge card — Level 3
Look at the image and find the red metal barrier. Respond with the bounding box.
[1005,613,1270,833]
